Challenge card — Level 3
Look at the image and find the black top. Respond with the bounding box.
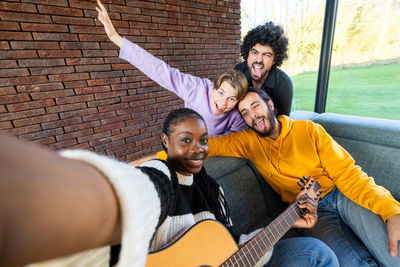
[235,62,293,116]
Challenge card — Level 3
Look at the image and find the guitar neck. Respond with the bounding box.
[221,200,305,267]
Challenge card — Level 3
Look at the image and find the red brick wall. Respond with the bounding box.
[0,0,241,161]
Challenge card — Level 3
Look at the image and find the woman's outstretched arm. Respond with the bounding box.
[0,134,121,267]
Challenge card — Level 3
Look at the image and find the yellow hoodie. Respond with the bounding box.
[208,115,400,222]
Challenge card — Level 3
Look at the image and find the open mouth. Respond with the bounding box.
[253,117,265,132]
[186,158,204,168]
[215,103,226,114]
[252,64,264,79]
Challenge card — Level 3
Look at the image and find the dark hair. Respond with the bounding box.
[241,21,288,67]
[161,108,205,152]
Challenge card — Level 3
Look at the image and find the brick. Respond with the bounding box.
[7,99,55,112]
[56,94,94,105]
[0,68,30,78]
[33,32,78,41]
[46,102,86,114]
[0,41,10,50]
[37,5,82,17]
[75,64,111,73]
[0,76,48,87]
[121,14,151,23]
[21,23,69,33]
[159,24,183,31]
[69,25,104,34]
[51,138,79,150]
[48,73,89,82]
[17,82,64,93]
[66,57,104,65]
[41,117,82,130]
[75,85,111,95]
[0,11,52,23]
[95,90,127,100]
[30,66,75,76]
[0,2,37,13]
[82,111,115,122]
[60,42,100,50]
[32,136,56,146]
[13,113,59,127]
[56,129,93,142]
[77,130,110,143]
[30,89,74,100]
[8,124,42,135]
[20,0,68,7]
[89,70,123,79]
[0,121,13,130]
[52,15,94,26]
[18,58,65,67]
[87,97,120,108]
[59,107,97,119]
[82,49,118,57]
[0,21,20,31]
[1,50,37,60]
[11,41,59,50]
[0,31,32,41]
[20,127,64,141]
[64,120,100,133]
[0,86,16,95]
[142,9,168,17]
[87,77,121,86]
[0,93,30,104]
[77,34,110,42]
[0,108,45,122]
[64,80,88,89]
[69,0,103,9]
[38,50,82,58]
[98,102,129,113]
[109,5,140,14]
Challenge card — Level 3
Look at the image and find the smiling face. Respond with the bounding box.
[238,92,279,139]
[246,43,275,86]
[210,81,239,115]
[162,117,209,175]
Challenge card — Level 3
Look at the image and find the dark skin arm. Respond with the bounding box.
[0,134,121,267]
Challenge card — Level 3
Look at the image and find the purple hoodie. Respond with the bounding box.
[119,38,247,136]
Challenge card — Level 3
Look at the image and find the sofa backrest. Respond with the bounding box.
[291,111,400,200]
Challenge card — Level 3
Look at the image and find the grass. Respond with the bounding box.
[290,63,400,120]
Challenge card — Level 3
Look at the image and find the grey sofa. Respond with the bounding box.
[204,111,400,237]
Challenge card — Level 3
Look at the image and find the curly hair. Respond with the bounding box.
[240,21,289,67]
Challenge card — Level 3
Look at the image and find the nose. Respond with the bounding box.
[191,142,204,153]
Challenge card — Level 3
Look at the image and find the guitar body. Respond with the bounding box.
[146,219,238,267]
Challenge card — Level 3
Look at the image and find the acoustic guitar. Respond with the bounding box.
[146,177,322,267]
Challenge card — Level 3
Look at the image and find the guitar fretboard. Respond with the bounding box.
[221,200,305,267]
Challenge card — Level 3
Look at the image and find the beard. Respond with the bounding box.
[251,104,277,137]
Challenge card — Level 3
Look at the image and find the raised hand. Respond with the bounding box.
[95,0,122,47]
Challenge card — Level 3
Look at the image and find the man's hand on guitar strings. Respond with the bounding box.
[292,189,319,229]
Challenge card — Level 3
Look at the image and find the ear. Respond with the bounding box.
[267,99,275,112]
[161,133,169,149]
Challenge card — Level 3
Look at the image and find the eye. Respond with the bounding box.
[228,97,236,102]
[181,138,191,143]
[251,50,257,55]
[200,138,208,145]
[218,90,224,96]
[241,111,248,117]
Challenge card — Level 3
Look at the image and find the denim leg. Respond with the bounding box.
[301,187,378,267]
[335,188,400,267]
[265,237,339,267]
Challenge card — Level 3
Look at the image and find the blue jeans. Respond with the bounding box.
[266,237,339,267]
[301,187,400,267]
